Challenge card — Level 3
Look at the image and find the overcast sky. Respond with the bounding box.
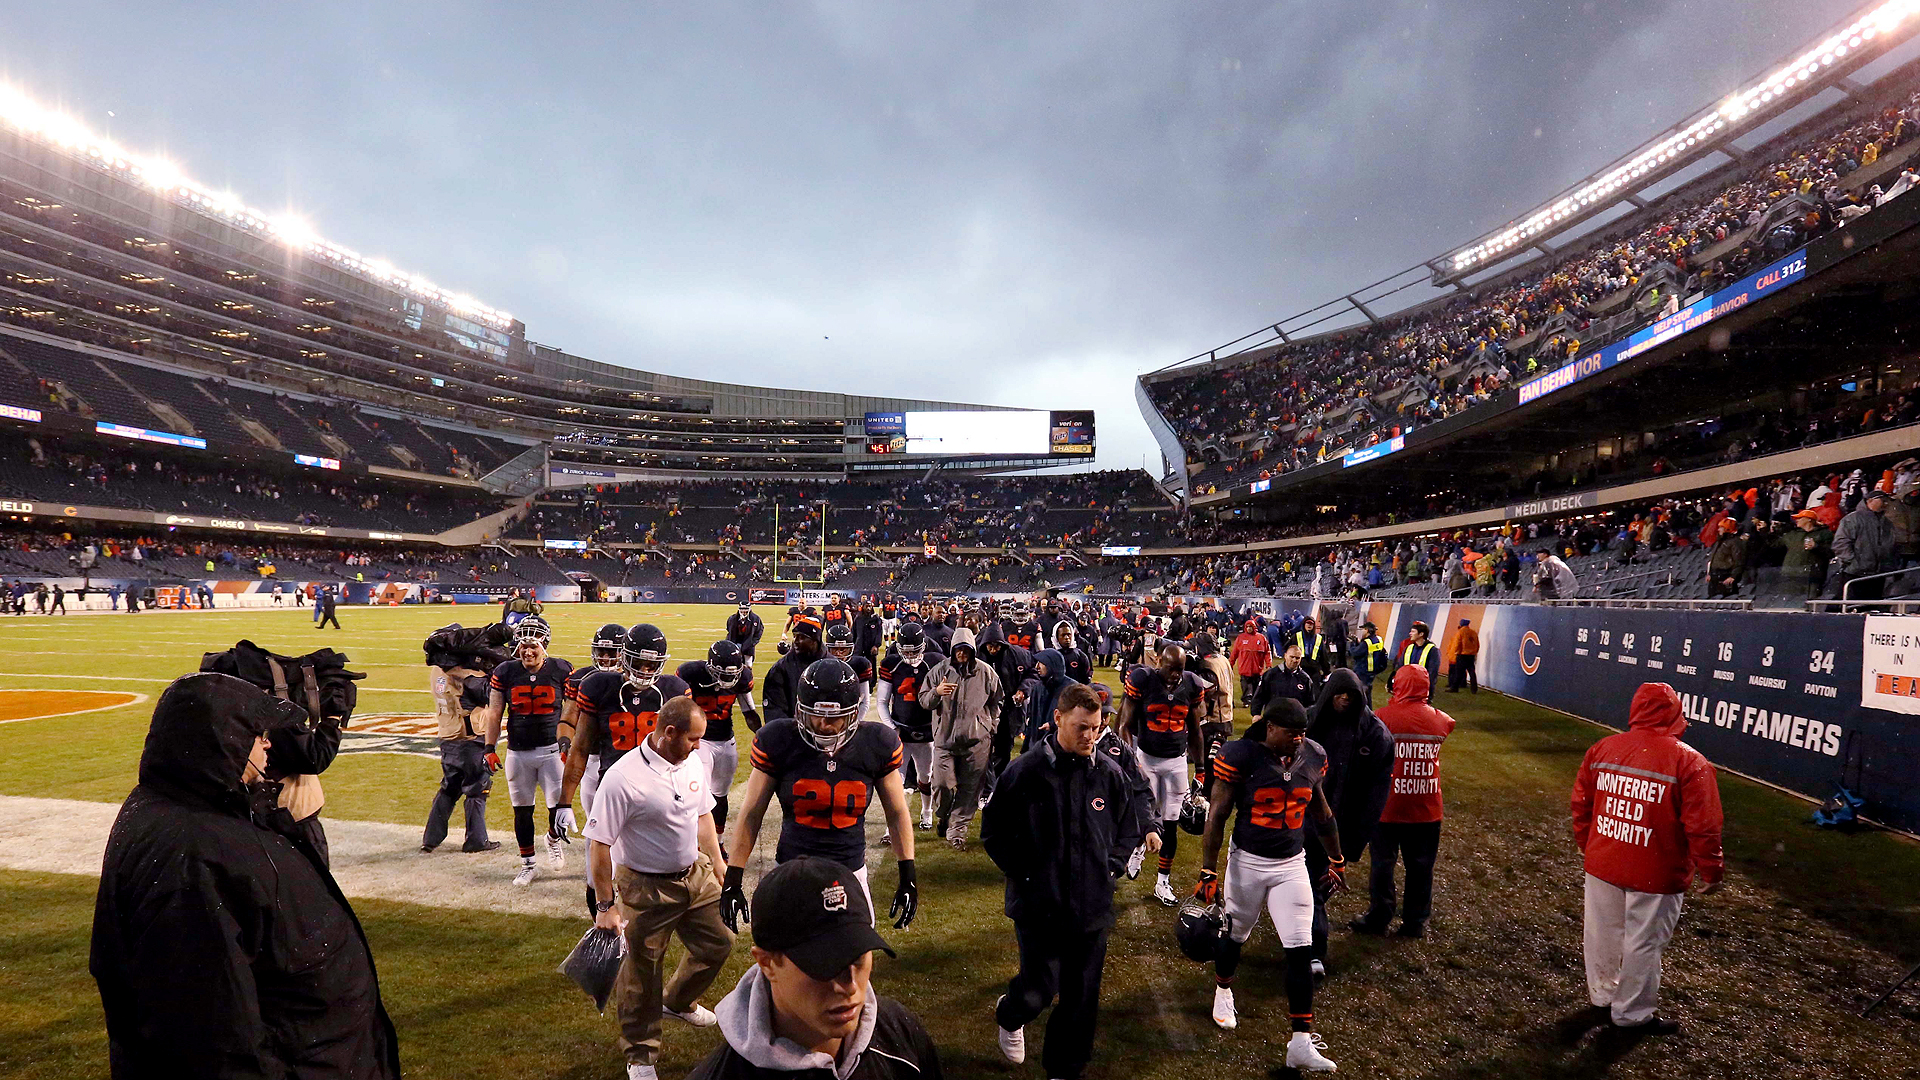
[0,0,1873,470]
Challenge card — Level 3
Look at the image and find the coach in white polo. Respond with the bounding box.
[586,695,736,1080]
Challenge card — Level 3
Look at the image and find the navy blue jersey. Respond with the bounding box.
[877,649,936,743]
[750,718,902,870]
[677,660,756,744]
[489,656,575,750]
[568,668,690,775]
[1003,619,1041,651]
[1123,664,1210,760]
[1210,736,1328,860]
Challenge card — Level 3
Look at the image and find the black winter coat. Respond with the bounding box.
[1304,668,1395,854]
[91,673,400,1079]
[982,735,1144,930]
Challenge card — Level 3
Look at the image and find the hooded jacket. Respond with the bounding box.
[982,733,1143,930]
[685,964,942,1080]
[91,673,401,1079]
[1229,630,1271,678]
[1570,683,1725,895]
[974,622,1032,750]
[925,628,1003,752]
[1304,668,1396,853]
[1374,666,1456,824]
[1021,649,1073,747]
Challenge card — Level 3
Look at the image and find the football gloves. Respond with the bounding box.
[1320,856,1348,894]
[1193,869,1220,905]
[483,745,501,773]
[720,865,750,932]
[553,807,576,837]
[890,859,918,930]
[556,735,572,757]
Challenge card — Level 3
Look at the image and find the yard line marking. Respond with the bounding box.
[0,672,430,693]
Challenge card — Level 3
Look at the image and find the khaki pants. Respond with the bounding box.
[933,741,990,842]
[613,854,734,1066]
[1583,873,1684,1026]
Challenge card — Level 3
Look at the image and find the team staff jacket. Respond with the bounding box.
[568,668,691,776]
[490,656,575,750]
[1252,665,1317,717]
[760,651,811,723]
[1570,683,1725,895]
[1374,666,1455,823]
[981,733,1144,931]
[1304,668,1396,853]
[1095,728,1159,832]
[678,660,756,744]
[1123,664,1211,760]
[1211,734,1330,860]
[750,718,902,871]
[877,650,937,743]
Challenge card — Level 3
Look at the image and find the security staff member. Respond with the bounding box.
[1293,616,1330,679]
[586,696,734,1080]
[1350,622,1390,705]
[1396,621,1440,704]
[982,684,1144,1080]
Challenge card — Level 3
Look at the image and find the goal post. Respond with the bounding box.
[772,501,828,585]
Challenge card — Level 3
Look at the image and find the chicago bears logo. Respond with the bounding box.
[1091,797,1106,811]
[1520,630,1543,676]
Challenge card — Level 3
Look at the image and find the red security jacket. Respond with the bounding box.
[1229,631,1271,678]
[1570,683,1725,894]
[1375,665,1455,823]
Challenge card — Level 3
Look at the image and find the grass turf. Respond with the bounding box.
[3,604,1918,1078]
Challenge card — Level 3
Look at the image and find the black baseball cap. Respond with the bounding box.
[751,857,895,981]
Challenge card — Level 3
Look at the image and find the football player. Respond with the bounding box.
[1002,600,1040,651]
[877,622,939,831]
[719,658,917,933]
[558,621,690,843]
[483,616,576,887]
[678,639,761,844]
[824,623,873,717]
[1118,642,1212,906]
[1193,698,1346,1071]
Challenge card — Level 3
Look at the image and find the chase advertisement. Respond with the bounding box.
[1326,601,1919,834]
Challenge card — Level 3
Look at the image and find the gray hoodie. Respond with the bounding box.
[687,964,942,1080]
[925,627,1003,751]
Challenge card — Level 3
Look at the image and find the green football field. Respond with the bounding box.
[2,603,1918,1079]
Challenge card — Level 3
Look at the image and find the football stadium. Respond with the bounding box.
[4,3,1920,1079]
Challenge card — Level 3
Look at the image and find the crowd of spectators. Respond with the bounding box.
[1152,87,1920,489]
[0,434,500,533]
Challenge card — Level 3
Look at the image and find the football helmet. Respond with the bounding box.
[825,623,856,661]
[896,622,926,664]
[738,599,752,613]
[708,640,745,690]
[513,615,551,649]
[622,623,669,689]
[1179,783,1209,836]
[1010,600,1032,623]
[590,623,626,669]
[796,658,863,753]
[1175,898,1230,963]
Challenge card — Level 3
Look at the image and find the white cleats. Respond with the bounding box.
[1153,874,1178,907]
[1286,1031,1337,1072]
[1212,986,1237,1030]
[1126,844,1146,880]
[663,1003,717,1027]
[626,1064,658,1080]
[545,834,565,872]
[1311,958,1326,979]
[512,858,538,887]
[995,996,1026,1064]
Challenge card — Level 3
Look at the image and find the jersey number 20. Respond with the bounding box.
[793,779,869,829]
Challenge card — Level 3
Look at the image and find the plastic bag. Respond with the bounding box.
[559,926,628,1013]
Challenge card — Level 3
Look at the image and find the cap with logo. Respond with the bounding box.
[750,856,895,980]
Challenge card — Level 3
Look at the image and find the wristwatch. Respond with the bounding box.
[595,898,616,913]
